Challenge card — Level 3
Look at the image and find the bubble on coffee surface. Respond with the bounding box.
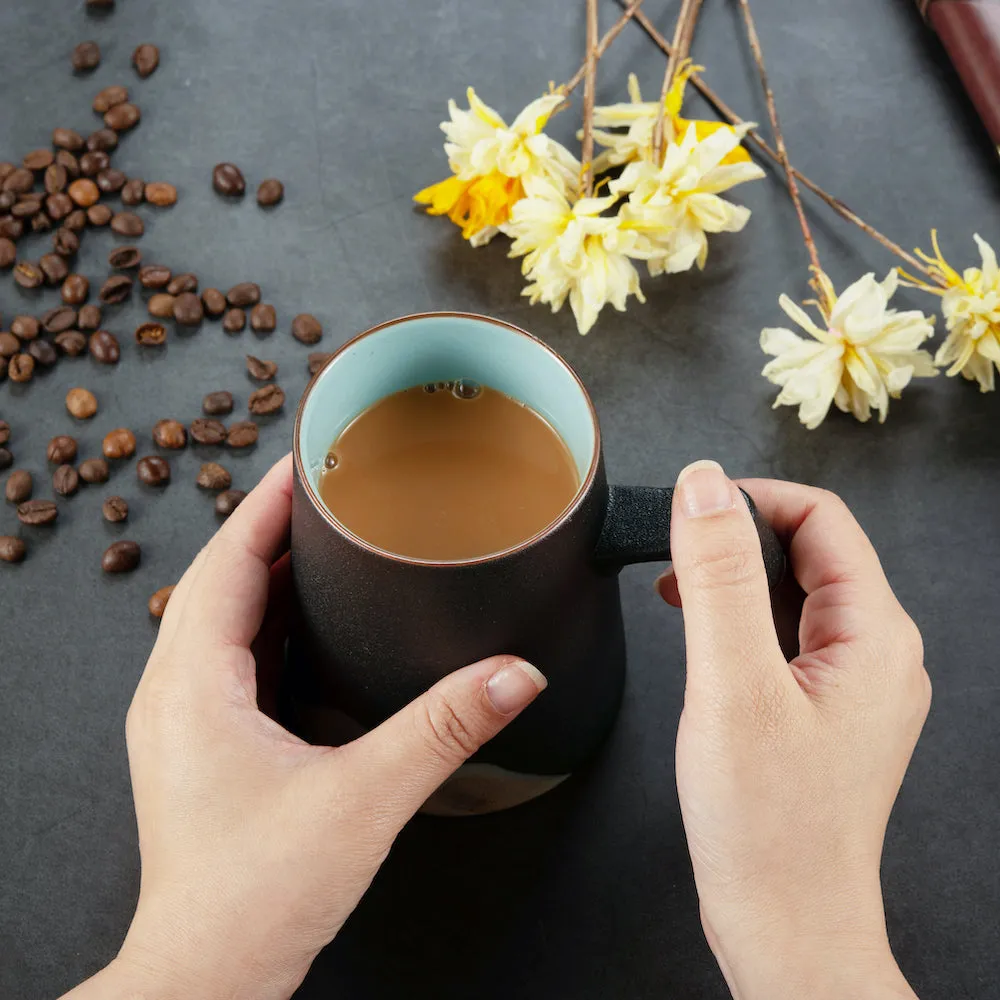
[324,451,339,470]
[452,379,481,399]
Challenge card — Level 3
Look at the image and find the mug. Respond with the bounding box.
[285,313,784,815]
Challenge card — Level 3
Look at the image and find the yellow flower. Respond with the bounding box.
[899,231,1000,392]
[760,269,937,429]
[415,88,581,246]
[501,175,645,335]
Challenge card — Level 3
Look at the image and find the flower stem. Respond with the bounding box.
[582,0,599,196]
[563,0,646,96]
[653,0,704,163]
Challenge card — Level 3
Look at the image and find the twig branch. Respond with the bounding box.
[563,0,646,96]
[581,0,599,196]
[652,0,703,163]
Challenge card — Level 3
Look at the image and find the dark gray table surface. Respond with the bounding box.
[2,1,998,997]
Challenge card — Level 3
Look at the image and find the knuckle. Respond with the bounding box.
[683,539,760,593]
[419,693,482,765]
[742,672,791,740]
[814,487,849,513]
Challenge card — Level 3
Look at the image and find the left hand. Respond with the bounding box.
[62,454,547,1000]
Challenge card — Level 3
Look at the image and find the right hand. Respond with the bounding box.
[658,462,930,1000]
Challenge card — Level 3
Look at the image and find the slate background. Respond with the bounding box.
[1,1,998,997]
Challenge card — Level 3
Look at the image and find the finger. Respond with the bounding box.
[341,655,547,826]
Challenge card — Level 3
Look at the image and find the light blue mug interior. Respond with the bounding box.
[298,314,597,493]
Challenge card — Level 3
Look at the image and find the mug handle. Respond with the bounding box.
[593,485,786,590]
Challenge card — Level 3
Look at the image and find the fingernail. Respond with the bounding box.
[486,660,548,715]
[676,460,735,519]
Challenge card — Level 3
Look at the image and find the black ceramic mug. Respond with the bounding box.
[286,313,783,815]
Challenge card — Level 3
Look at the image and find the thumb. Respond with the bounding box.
[344,655,547,824]
[670,460,784,705]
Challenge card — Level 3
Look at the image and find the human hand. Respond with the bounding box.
[62,455,547,1000]
[659,461,929,1000]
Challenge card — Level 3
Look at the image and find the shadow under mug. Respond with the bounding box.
[286,312,784,815]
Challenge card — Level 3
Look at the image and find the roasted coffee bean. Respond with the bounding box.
[102,539,140,572]
[53,464,79,496]
[201,287,226,317]
[8,354,35,383]
[137,455,170,486]
[89,329,120,364]
[45,163,68,194]
[53,226,80,256]
[0,238,14,269]
[68,178,100,207]
[18,499,58,526]
[256,179,284,206]
[0,536,25,563]
[55,331,87,356]
[0,217,24,240]
[144,182,176,206]
[222,308,245,333]
[121,178,145,206]
[72,41,101,72]
[212,163,245,196]
[99,274,133,304]
[249,384,284,415]
[93,85,128,113]
[77,304,101,330]
[0,333,18,357]
[215,489,247,518]
[2,168,34,194]
[139,264,171,289]
[5,469,32,502]
[102,496,128,523]
[27,339,58,368]
[250,303,276,333]
[46,192,74,220]
[227,282,260,307]
[64,208,87,231]
[152,419,187,449]
[11,197,42,219]
[66,387,98,418]
[0,163,12,183]
[0,447,12,469]
[86,128,118,152]
[110,212,144,237]
[291,313,322,344]
[173,292,203,325]
[132,43,160,77]
[246,355,278,381]
[0,191,13,210]
[166,272,197,295]
[308,352,332,375]
[135,321,166,346]
[57,152,82,180]
[103,427,136,458]
[79,150,110,176]
[105,103,140,132]
[61,273,89,304]
[190,417,227,445]
[39,253,70,285]
[78,457,109,483]
[0,357,7,381]
[147,294,175,318]
[196,462,231,490]
[53,128,85,151]
[109,246,141,269]
[42,305,78,333]
[227,421,258,448]
[0,421,10,445]
[13,261,44,289]
[87,203,112,226]
[11,316,38,340]
[97,167,127,193]
[23,149,54,171]
[33,208,56,229]
[148,585,175,618]
[47,435,78,463]
[202,391,233,416]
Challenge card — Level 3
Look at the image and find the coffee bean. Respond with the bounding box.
[152,419,187,449]
[136,455,170,486]
[42,305,78,333]
[147,294,176,318]
[14,261,44,289]
[102,496,128,522]
[29,212,48,234]
[58,156,83,186]
[200,288,226,317]
[55,331,87,356]
[102,539,140,572]
[144,182,176,206]
[47,435,78,464]
[0,163,12,183]
[53,128,85,151]
[46,192,74,220]
[148,584,175,618]
[256,179,284,206]
[11,316,38,340]
[215,489,247,518]
[72,40,101,71]
[308,352,332,375]
[0,191,14,211]
[212,163,245,197]
[68,178,100,207]
[190,417,227,445]
[93,85,128,113]
[79,457,109,483]
[12,197,42,219]
[0,218,24,240]
[246,355,278,381]
[0,536,26,563]
[61,274,89,304]
[291,314,322,344]
[196,462,231,490]
[89,330,120,364]
[80,151,110,176]
[121,178,145,206]
[45,163,68,194]
[66,387,98,418]
[87,203,112,226]
[109,246,141,269]
[227,421,258,448]
[103,427,136,458]
[110,212,144,237]
[139,264,171,289]
[0,334,19,358]
[2,168,34,194]
[39,253,70,285]
[135,322,166,346]
[23,149,53,171]
[53,464,79,497]
[0,447,12,469]
[77,304,101,330]
[97,168,127,193]
[105,103,141,132]
[65,208,87,230]
[222,308,245,333]
[0,357,7,382]
[202,391,233,416]
[100,274,133,304]
[6,469,32,502]
[0,421,11,445]
[173,292,203,326]
[227,282,261,307]
[18,499,58,526]
[27,339,58,368]
[8,354,35,383]
[166,273,198,295]
[86,128,118,152]
[53,227,80,256]
[250,303,276,333]
[131,42,160,77]
[0,238,15,269]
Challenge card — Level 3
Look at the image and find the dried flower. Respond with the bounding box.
[760,269,937,429]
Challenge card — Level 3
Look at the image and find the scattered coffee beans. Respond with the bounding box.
[0,422,9,445]
[148,584,175,617]
[227,282,261,307]
[28,339,58,368]
[147,294,176,318]
[173,292,203,325]
[14,261,44,289]
[135,322,166,346]
[215,489,247,518]
[166,273,197,295]
[0,536,26,564]
[79,458,109,483]
[308,352,333,375]
[86,128,118,152]
[53,464,80,497]
[110,212,144,237]
[46,192,75,220]
[47,435,78,464]
[12,317,39,341]
[196,462,231,490]
[103,427,136,459]
[0,448,11,470]
[145,182,177,206]
[18,499,58,526]
[137,455,170,486]
[8,354,35,382]
[121,177,145,205]
[42,306,78,333]
[93,85,128,113]
[250,303,276,333]
[100,274,133,304]
[105,103,141,132]
[190,417,227,445]
[2,168,34,193]
[202,391,233,415]
[132,44,160,77]
[246,355,277,381]
[89,329,120,363]
[55,331,87,355]
[152,419,187,449]
[73,40,102,72]
[5,469,32,503]
[139,264,171,289]
[0,334,19,358]
[222,308,245,333]
[53,128,85,151]
[102,496,128,522]
[87,203,112,226]
[201,288,226,316]
[62,273,90,304]
[66,387,98,419]
[23,149,54,170]
[97,167,127,193]
[53,227,80,255]
[227,421,258,447]
[256,179,284,206]
[0,238,15,269]
[102,540,140,572]
[45,163,68,193]
[78,304,101,330]
[39,253,70,285]
[212,163,245,196]
[68,178,100,207]
[292,313,323,344]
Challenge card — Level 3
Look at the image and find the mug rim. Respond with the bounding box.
[292,311,602,567]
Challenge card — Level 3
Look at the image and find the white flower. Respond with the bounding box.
[760,270,937,429]
[502,176,645,335]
